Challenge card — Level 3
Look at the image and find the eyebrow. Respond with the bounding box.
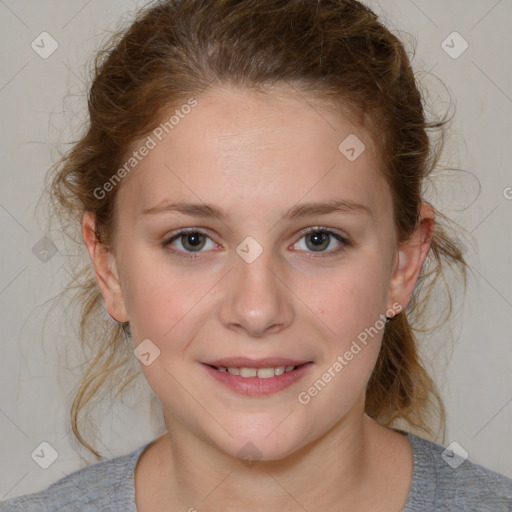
[140,199,373,220]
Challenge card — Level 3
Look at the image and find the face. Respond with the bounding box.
[84,84,428,461]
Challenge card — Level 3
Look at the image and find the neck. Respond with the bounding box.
[146,409,407,511]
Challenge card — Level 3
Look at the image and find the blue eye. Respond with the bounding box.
[162,227,349,260]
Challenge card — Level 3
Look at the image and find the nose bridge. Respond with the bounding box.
[235,236,281,307]
[219,235,293,336]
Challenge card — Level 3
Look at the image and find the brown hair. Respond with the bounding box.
[47,0,467,459]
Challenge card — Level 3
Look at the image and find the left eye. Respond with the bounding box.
[162,227,349,259]
[293,228,348,256]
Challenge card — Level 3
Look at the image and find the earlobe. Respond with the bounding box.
[81,211,128,323]
[388,203,435,312]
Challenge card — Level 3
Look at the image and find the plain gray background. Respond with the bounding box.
[1,0,511,500]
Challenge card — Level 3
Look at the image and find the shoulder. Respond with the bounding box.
[403,433,512,512]
[0,443,149,512]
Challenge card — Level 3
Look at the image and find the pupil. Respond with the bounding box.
[184,233,203,249]
[309,231,328,250]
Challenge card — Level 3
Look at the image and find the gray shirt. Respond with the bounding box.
[2,433,512,511]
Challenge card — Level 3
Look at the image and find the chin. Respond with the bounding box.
[208,422,311,464]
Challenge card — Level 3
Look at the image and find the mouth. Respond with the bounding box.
[200,359,313,396]
[204,362,308,378]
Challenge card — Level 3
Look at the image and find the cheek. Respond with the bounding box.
[300,256,389,394]
[117,249,185,345]
[297,270,386,420]
[313,258,390,338]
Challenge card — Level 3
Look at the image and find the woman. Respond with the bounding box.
[2,0,511,510]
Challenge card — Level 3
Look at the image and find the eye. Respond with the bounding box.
[162,228,217,259]
[291,227,349,258]
[162,227,349,260]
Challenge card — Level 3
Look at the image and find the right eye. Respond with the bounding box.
[162,228,217,259]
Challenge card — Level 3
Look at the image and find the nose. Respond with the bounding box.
[218,247,294,338]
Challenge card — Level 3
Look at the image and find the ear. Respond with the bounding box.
[387,202,435,313]
[81,211,128,323]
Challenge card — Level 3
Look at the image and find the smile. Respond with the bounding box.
[201,361,313,395]
[211,365,296,378]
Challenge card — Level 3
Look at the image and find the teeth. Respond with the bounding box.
[218,365,297,378]
[257,367,276,379]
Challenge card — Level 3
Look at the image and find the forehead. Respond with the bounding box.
[115,84,389,224]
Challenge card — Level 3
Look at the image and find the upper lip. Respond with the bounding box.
[202,357,311,368]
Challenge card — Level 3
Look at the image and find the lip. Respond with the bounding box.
[202,357,310,368]
[201,361,314,396]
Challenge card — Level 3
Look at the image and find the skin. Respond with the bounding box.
[82,84,434,511]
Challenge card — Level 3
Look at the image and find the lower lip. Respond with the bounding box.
[201,363,313,396]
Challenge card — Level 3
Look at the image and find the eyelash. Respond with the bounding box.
[161,227,350,260]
